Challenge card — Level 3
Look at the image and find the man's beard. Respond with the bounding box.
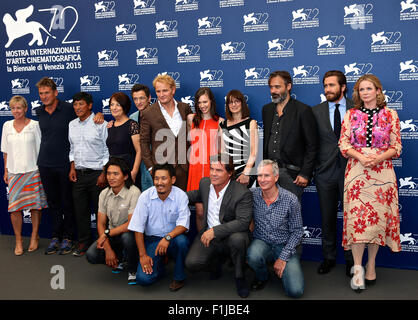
[271,92,287,104]
[326,89,343,102]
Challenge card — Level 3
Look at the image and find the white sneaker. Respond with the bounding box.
[128,272,137,285]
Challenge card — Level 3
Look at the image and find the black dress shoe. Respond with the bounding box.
[209,265,222,280]
[365,278,376,286]
[251,278,268,291]
[317,259,336,274]
[235,278,249,298]
[346,261,354,278]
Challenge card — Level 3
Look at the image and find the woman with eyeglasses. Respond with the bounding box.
[220,90,258,187]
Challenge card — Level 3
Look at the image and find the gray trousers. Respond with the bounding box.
[185,231,249,278]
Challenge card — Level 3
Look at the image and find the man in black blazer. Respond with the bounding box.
[185,153,253,298]
[312,70,354,276]
[262,70,318,201]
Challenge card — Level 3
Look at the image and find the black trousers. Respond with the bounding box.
[185,231,250,278]
[315,175,353,262]
[86,232,139,273]
[72,169,102,245]
[38,165,74,240]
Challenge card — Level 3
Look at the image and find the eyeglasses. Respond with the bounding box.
[228,99,241,105]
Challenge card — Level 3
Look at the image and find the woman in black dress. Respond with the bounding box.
[220,90,258,187]
[106,92,141,186]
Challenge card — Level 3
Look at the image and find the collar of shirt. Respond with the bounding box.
[149,185,176,202]
[210,179,231,199]
[329,96,347,110]
[255,184,283,205]
[76,112,94,124]
[329,96,347,130]
[111,186,129,199]
[158,99,179,116]
[41,99,64,112]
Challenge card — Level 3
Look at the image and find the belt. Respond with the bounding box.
[274,160,301,172]
[76,168,101,174]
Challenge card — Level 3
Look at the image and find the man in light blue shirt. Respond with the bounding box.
[68,92,109,257]
[128,163,190,291]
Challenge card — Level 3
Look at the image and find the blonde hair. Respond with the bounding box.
[9,95,28,110]
[352,74,386,109]
[152,74,176,89]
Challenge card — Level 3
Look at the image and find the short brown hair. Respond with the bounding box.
[131,84,150,98]
[36,77,57,91]
[110,92,131,115]
[323,70,347,96]
[225,90,250,121]
[268,70,292,87]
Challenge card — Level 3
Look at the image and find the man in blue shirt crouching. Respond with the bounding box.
[128,163,190,292]
[247,159,304,298]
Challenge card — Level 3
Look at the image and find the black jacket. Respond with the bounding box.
[262,97,318,180]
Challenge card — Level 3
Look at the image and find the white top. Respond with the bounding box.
[1,119,41,174]
[207,180,231,229]
[158,100,182,137]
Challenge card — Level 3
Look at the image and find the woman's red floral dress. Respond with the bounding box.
[339,106,402,252]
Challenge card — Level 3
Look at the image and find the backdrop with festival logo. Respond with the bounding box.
[0,0,417,270]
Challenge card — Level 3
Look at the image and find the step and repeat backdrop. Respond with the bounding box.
[0,0,417,269]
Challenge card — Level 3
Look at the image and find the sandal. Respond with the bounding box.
[28,236,39,252]
[15,241,24,256]
[350,265,365,293]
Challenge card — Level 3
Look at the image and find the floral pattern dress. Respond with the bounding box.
[339,106,402,252]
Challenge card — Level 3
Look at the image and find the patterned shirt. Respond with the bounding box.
[339,106,402,158]
[251,186,303,261]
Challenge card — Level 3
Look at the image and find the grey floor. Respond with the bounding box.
[1,234,417,301]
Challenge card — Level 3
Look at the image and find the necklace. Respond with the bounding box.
[262,190,279,206]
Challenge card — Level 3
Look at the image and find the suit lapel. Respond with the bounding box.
[263,103,275,147]
[152,102,170,130]
[219,182,233,222]
[202,179,211,230]
[320,102,334,135]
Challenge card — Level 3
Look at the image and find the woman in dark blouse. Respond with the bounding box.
[106,92,141,185]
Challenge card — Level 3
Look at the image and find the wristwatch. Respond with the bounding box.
[104,229,111,238]
[164,234,172,242]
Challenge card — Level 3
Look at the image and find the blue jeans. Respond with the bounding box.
[136,234,189,286]
[140,161,153,192]
[247,239,304,298]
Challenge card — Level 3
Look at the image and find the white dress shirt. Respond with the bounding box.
[158,100,183,137]
[1,119,41,174]
[207,180,231,229]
